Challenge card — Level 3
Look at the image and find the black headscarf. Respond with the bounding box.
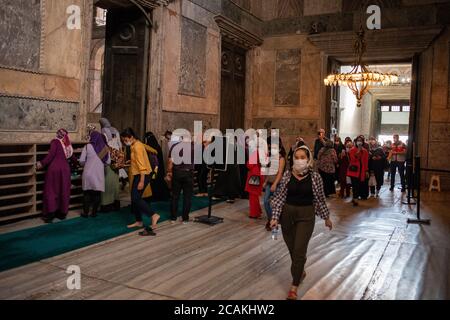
[144,132,170,201]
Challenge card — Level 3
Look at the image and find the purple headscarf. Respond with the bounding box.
[89,131,109,164]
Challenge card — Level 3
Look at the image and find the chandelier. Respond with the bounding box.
[324,25,399,107]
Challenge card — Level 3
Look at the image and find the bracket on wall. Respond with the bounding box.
[214,15,263,50]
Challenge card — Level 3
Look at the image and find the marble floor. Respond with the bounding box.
[0,185,449,300]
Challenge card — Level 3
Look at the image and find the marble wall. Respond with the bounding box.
[161,0,220,119]
[274,49,301,106]
[179,17,207,97]
[0,0,41,70]
[249,34,322,148]
[303,0,342,16]
[0,0,90,142]
[0,96,78,131]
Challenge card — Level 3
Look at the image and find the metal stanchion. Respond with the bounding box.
[194,167,224,226]
[407,156,431,225]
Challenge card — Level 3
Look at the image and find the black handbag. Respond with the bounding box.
[248,175,261,186]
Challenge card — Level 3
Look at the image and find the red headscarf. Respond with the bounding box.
[56,129,73,159]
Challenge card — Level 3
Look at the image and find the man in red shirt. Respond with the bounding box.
[389,134,407,192]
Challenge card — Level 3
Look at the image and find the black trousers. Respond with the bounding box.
[281,204,315,286]
[390,161,406,189]
[370,165,385,194]
[131,175,155,223]
[83,190,101,215]
[319,170,336,196]
[196,164,208,194]
[171,169,194,221]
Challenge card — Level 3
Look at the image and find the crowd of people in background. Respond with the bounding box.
[35,121,408,300]
[36,122,408,230]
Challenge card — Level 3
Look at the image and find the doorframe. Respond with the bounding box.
[101,6,151,139]
[219,38,247,132]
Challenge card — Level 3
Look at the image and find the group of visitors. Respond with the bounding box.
[310,131,407,207]
[36,122,408,300]
[37,120,167,236]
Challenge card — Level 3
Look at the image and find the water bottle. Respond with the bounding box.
[271,226,279,240]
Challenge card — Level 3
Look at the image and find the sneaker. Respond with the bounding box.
[375,191,379,198]
[226,199,235,204]
[182,220,189,225]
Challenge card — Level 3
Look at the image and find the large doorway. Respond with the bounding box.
[330,63,413,145]
[102,7,150,139]
[220,41,246,131]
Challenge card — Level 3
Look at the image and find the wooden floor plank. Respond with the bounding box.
[1,187,449,300]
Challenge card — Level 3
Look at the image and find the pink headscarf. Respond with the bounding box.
[57,129,73,159]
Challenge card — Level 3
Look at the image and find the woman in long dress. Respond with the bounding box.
[212,137,242,204]
[79,131,110,218]
[36,129,73,223]
[99,118,122,212]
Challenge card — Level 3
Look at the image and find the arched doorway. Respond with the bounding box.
[95,0,154,139]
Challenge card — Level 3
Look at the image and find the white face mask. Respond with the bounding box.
[293,159,308,173]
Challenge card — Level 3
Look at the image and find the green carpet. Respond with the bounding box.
[0,196,215,272]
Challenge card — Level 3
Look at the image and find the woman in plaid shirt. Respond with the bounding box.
[270,146,333,300]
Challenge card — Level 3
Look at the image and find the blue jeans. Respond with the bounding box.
[264,184,275,220]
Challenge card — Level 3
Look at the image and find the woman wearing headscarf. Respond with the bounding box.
[99,118,123,212]
[36,129,73,223]
[144,131,170,201]
[270,146,332,300]
[317,140,338,197]
[287,137,305,169]
[79,131,110,218]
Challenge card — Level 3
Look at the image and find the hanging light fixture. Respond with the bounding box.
[324,25,399,107]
